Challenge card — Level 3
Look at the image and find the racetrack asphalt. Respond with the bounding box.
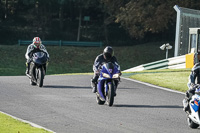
[0,75,197,133]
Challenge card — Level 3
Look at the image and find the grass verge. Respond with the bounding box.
[0,112,52,133]
[0,42,173,76]
[123,69,191,92]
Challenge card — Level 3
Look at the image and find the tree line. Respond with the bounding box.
[0,0,200,45]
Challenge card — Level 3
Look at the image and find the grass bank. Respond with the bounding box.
[0,112,52,133]
[124,69,191,92]
[0,42,173,76]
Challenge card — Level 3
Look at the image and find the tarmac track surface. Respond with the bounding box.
[0,75,198,133]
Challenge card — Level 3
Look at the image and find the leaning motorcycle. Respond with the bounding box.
[183,86,200,129]
[26,52,48,87]
[96,62,121,106]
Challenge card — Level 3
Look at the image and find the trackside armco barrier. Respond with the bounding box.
[18,40,103,47]
[123,55,186,72]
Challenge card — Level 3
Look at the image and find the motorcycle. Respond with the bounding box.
[26,52,48,87]
[96,62,121,106]
[183,86,200,129]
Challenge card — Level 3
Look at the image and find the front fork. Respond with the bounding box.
[104,80,116,96]
[98,80,116,100]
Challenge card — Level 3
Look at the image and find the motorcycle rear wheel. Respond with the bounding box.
[187,117,199,129]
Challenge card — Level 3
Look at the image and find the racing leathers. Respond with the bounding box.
[91,54,120,93]
[25,43,49,75]
[184,63,200,111]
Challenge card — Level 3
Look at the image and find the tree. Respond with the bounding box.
[99,0,126,43]
[101,0,200,39]
[114,0,175,39]
[76,0,102,41]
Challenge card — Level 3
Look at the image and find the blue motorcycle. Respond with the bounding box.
[96,62,121,106]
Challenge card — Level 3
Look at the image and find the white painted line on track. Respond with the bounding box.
[121,77,185,95]
[0,111,56,133]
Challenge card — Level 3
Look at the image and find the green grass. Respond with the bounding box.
[0,42,173,76]
[125,69,191,92]
[0,112,52,133]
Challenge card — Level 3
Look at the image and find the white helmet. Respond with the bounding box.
[33,37,41,48]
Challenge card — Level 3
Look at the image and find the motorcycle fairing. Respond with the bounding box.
[32,52,47,65]
[97,62,120,101]
[188,94,200,125]
[98,80,106,101]
[191,99,200,112]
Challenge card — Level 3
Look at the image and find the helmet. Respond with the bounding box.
[103,46,114,61]
[33,37,41,48]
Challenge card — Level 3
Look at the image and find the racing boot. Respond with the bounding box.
[91,79,97,93]
[91,75,99,93]
[183,90,195,112]
[25,62,30,77]
[183,98,189,112]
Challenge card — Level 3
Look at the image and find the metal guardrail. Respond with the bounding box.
[123,55,186,72]
[143,59,169,70]
[18,40,103,47]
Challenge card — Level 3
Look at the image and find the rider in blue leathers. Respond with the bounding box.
[183,53,200,111]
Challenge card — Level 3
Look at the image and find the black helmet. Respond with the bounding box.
[103,46,114,61]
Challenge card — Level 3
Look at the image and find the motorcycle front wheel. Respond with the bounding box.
[37,68,44,87]
[187,117,199,129]
[107,83,115,106]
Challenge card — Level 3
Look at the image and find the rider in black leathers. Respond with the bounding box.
[91,46,121,93]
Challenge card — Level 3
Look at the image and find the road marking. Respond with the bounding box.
[121,77,185,95]
[0,111,56,133]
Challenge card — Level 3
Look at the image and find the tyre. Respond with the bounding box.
[96,96,105,105]
[187,117,199,129]
[30,79,36,85]
[107,83,115,106]
[37,68,44,87]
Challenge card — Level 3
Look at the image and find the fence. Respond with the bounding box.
[123,55,186,72]
[18,40,103,47]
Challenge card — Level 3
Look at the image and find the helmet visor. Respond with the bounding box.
[34,43,40,48]
[104,53,112,60]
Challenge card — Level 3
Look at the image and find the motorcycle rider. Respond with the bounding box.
[25,37,49,76]
[91,46,121,94]
[183,52,200,112]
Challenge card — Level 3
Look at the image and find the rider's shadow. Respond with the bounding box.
[43,85,91,89]
[114,104,183,108]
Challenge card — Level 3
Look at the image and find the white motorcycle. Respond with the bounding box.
[183,88,200,129]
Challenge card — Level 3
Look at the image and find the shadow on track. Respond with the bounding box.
[114,104,183,108]
[43,85,91,89]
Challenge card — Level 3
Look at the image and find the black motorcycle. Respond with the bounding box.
[27,52,48,87]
